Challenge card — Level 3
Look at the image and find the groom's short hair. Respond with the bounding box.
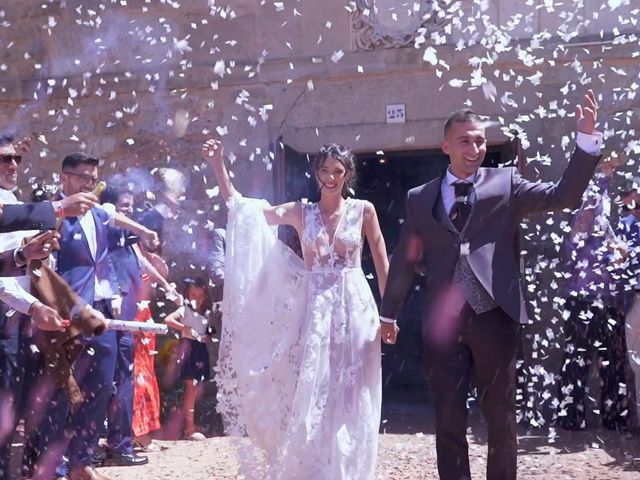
[444,109,484,137]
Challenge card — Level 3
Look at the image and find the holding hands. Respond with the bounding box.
[381,321,399,345]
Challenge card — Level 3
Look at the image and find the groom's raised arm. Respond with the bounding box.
[513,142,601,216]
[514,90,602,215]
[380,191,422,320]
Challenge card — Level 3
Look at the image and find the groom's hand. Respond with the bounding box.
[381,321,399,345]
[576,89,598,135]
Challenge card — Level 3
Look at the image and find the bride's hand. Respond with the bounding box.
[202,139,224,164]
[203,138,235,201]
[380,321,399,345]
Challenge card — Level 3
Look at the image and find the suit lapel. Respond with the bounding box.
[65,216,93,263]
[57,193,95,264]
[422,171,455,235]
[92,208,105,262]
[434,195,457,234]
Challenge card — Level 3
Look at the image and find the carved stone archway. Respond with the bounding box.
[350,0,448,52]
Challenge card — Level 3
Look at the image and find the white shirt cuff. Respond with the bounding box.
[380,316,396,324]
[576,131,602,156]
[99,202,118,223]
[0,277,39,314]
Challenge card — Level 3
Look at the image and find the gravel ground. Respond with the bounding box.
[11,404,640,479]
[100,429,640,480]
[100,406,640,480]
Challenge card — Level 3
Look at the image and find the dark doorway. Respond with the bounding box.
[276,142,513,404]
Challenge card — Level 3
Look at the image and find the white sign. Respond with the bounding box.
[386,104,406,124]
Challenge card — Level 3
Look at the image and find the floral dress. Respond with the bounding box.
[216,195,381,479]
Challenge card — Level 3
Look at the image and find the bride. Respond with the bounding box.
[202,140,393,479]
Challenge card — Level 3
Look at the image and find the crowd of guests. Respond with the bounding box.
[0,134,224,480]
[0,128,638,480]
[556,153,640,432]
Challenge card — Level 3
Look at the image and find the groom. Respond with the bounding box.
[380,90,602,480]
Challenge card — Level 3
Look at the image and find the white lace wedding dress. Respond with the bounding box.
[215,194,382,479]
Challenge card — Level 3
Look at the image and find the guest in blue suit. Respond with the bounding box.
[34,153,118,480]
[100,185,179,468]
[99,186,147,468]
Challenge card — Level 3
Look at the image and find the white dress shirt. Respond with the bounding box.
[0,188,39,314]
[79,208,115,301]
[441,170,479,215]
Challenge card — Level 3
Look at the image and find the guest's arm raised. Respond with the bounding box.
[202,139,303,234]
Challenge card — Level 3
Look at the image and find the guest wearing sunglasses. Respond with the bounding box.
[0,134,68,480]
[0,135,101,233]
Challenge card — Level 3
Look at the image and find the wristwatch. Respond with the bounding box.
[14,246,27,267]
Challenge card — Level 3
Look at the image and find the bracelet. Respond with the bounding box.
[52,200,65,219]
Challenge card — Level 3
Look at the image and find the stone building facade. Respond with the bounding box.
[1,0,639,422]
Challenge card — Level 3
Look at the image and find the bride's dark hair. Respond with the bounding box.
[313,143,357,198]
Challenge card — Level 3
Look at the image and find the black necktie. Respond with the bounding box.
[449,181,472,232]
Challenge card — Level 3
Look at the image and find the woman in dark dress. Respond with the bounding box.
[164,279,212,440]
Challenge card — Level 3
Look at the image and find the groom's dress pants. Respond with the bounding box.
[424,304,519,480]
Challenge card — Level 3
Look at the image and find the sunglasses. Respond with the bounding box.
[0,154,22,165]
[62,170,99,185]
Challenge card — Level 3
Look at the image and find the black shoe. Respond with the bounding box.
[558,419,585,431]
[102,452,149,467]
[91,452,105,467]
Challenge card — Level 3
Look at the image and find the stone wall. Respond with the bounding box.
[1,0,639,420]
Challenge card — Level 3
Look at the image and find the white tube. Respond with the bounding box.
[105,319,169,335]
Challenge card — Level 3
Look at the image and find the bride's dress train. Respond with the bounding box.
[215,195,382,479]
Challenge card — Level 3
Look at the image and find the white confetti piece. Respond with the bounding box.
[422,46,438,66]
[331,50,344,63]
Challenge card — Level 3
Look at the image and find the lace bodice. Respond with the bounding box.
[301,198,365,271]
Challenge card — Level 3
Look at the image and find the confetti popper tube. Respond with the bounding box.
[105,319,169,335]
[93,181,107,197]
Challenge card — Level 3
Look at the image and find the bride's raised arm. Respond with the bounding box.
[203,139,237,201]
[202,139,302,232]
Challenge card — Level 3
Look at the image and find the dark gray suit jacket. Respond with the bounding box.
[380,147,600,326]
[0,202,57,276]
[0,202,56,234]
